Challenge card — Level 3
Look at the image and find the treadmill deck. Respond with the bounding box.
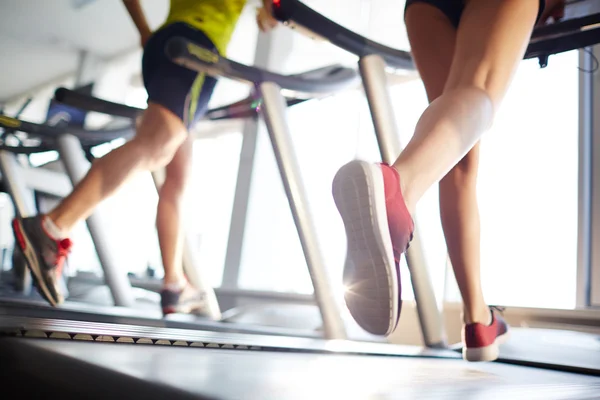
[2,336,599,400]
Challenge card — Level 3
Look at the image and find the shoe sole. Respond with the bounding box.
[12,219,58,307]
[463,330,511,362]
[163,302,208,317]
[332,160,399,336]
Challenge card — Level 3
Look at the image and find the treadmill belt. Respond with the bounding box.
[3,337,599,400]
[496,328,600,375]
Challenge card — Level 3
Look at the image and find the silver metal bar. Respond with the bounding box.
[221,118,259,290]
[577,48,593,308]
[57,134,135,307]
[182,236,223,319]
[590,45,600,307]
[0,152,37,217]
[20,167,72,198]
[0,151,34,293]
[222,31,274,292]
[258,81,347,340]
[358,54,446,347]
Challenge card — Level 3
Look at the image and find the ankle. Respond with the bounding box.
[41,215,69,240]
[163,278,187,292]
[463,306,492,326]
[391,164,416,214]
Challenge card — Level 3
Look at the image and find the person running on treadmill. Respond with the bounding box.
[329,0,565,361]
[12,0,278,315]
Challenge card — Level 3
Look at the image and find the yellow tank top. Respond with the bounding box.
[162,0,247,56]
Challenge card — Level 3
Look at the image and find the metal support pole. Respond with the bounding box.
[0,151,34,293]
[57,134,135,307]
[221,30,276,292]
[358,54,446,347]
[221,117,260,290]
[577,48,593,308]
[258,81,347,340]
[589,45,600,307]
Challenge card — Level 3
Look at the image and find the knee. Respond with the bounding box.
[445,61,503,114]
[136,129,187,170]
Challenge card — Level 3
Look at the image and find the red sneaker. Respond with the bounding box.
[463,307,510,361]
[12,215,72,306]
[333,160,413,336]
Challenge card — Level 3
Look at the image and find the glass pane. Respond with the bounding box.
[238,92,373,294]
[185,133,243,287]
[440,51,580,309]
[237,0,415,295]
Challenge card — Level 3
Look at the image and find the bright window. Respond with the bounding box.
[411,51,580,309]
[185,133,244,287]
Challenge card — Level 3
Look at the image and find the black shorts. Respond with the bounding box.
[142,22,218,130]
[404,0,546,28]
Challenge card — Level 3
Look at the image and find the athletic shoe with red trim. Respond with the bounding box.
[333,160,414,336]
[161,283,209,317]
[463,307,510,361]
[12,215,72,306]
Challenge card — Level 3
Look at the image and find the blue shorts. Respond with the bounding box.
[404,0,546,28]
[142,22,218,130]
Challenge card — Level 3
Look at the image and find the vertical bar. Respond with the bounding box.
[358,54,446,347]
[182,236,222,319]
[57,134,135,307]
[0,151,34,293]
[221,117,260,289]
[589,45,600,307]
[577,48,593,308]
[258,81,347,340]
[222,30,274,291]
[0,152,37,217]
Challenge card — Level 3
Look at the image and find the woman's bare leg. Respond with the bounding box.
[334,0,540,337]
[157,136,193,286]
[399,0,540,326]
[49,103,188,231]
[395,0,540,212]
[405,3,489,325]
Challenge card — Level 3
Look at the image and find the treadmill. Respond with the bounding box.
[0,65,364,340]
[1,5,599,399]
[271,0,600,376]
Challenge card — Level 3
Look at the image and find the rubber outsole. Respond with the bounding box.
[463,330,511,362]
[333,161,399,336]
[11,219,58,306]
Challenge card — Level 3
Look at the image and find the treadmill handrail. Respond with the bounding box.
[54,88,310,121]
[0,143,59,154]
[165,37,361,94]
[530,0,600,41]
[273,0,600,65]
[54,88,143,120]
[0,114,134,144]
[272,0,415,71]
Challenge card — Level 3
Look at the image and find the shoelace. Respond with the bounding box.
[55,238,73,277]
[490,305,506,315]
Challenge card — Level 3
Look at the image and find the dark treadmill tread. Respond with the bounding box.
[2,337,599,400]
[496,328,600,376]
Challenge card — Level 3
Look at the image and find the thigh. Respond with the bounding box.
[405,2,457,101]
[142,23,219,130]
[165,136,194,182]
[405,4,481,179]
[405,0,464,30]
[444,0,541,107]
